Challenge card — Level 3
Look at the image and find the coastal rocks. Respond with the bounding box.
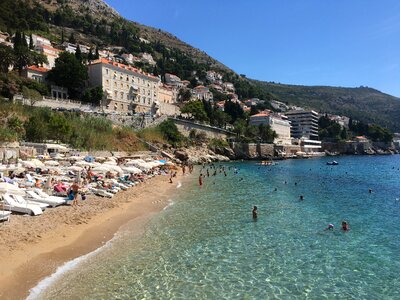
[180,146,230,165]
[174,150,189,161]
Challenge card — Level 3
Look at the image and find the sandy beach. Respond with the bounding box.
[0,172,190,300]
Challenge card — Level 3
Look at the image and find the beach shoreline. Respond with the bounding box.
[0,172,191,300]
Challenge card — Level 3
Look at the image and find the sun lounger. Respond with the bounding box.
[1,194,43,216]
[0,210,11,222]
[33,189,68,203]
[89,188,114,198]
[12,194,49,210]
[26,190,66,208]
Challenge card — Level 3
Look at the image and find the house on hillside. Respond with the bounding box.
[23,66,50,84]
[192,85,213,101]
[34,44,61,69]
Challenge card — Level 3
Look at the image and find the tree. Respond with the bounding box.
[158,119,183,146]
[48,113,72,142]
[22,86,42,106]
[75,45,82,62]
[94,46,99,59]
[61,29,65,44]
[178,89,192,103]
[30,51,48,67]
[82,86,103,104]
[258,124,277,143]
[0,45,15,73]
[13,31,31,75]
[68,32,76,44]
[180,100,209,122]
[47,52,88,98]
[29,34,34,50]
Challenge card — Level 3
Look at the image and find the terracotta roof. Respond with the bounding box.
[91,58,159,79]
[27,66,50,73]
[251,112,269,117]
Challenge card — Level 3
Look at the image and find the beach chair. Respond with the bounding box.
[33,188,68,203]
[0,210,11,222]
[26,190,66,208]
[12,194,49,210]
[1,194,43,216]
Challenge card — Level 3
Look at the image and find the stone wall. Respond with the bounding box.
[172,118,234,140]
[158,102,180,116]
[230,142,274,159]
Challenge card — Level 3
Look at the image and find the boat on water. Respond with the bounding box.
[326,160,339,165]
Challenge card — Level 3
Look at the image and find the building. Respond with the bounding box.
[192,85,213,101]
[0,32,13,48]
[300,139,322,154]
[249,112,292,144]
[60,42,89,54]
[88,58,160,113]
[223,82,235,92]
[34,44,61,69]
[121,53,140,64]
[165,73,184,88]
[285,110,319,140]
[206,70,223,83]
[158,84,174,104]
[139,52,156,66]
[23,66,50,83]
[26,34,51,48]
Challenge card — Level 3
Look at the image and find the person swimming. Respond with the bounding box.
[342,221,349,231]
[252,206,258,219]
[324,224,334,231]
[299,195,304,200]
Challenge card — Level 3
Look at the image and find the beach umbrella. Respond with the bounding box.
[104,160,117,165]
[121,166,142,174]
[102,164,123,174]
[68,156,84,161]
[75,161,95,167]
[67,166,83,172]
[44,160,60,166]
[92,166,111,173]
[0,182,26,196]
[95,157,106,162]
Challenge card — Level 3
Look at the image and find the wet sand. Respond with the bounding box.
[0,173,190,299]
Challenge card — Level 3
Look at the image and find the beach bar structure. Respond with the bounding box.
[20,142,69,157]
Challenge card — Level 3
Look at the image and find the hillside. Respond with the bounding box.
[253,81,400,131]
[1,0,400,131]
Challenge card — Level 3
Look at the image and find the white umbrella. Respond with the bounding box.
[103,164,123,174]
[121,166,142,174]
[67,166,83,172]
[92,166,111,173]
[44,160,60,166]
[104,160,117,165]
[75,161,95,167]
[68,156,84,161]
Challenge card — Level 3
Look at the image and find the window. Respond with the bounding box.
[106,69,109,75]
[114,91,117,99]
[148,98,151,105]
[105,79,109,86]
[120,92,124,99]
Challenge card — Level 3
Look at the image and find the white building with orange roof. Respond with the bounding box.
[88,58,160,113]
[34,44,61,69]
[23,66,50,84]
[192,85,213,101]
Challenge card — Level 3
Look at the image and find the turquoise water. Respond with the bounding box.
[35,156,400,299]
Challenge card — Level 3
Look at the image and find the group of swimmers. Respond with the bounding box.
[324,221,350,231]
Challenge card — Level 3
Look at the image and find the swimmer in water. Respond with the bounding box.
[199,174,203,186]
[369,189,373,193]
[324,224,334,231]
[342,221,349,231]
[252,206,258,219]
[299,195,304,200]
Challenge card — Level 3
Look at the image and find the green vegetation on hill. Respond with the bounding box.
[254,81,400,132]
[0,100,146,151]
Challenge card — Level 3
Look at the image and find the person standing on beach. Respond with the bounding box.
[71,181,80,206]
[182,165,186,175]
[199,174,203,186]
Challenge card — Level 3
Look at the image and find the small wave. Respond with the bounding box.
[176,182,182,188]
[27,238,114,300]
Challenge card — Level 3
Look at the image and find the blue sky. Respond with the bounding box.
[105,0,400,97]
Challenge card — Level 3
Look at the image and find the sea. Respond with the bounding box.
[29,155,400,299]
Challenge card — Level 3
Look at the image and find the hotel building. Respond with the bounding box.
[88,58,160,113]
[285,110,319,140]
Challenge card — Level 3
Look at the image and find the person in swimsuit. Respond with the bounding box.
[199,174,203,186]
[342,221,349,231]
[252,206,258,219]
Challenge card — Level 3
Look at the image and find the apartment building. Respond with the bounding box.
[88,58,160,113]
[285,110,319,140]
[249,112,292,144]
[192,85,213,101]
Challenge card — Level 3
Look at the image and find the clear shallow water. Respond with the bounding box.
[35,156,400,299]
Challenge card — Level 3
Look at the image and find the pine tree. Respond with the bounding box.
[88,48,94,61]
[94,46,99,59]
[61,29,65,44]
[29,34,34,49]
[75,45,82,62]
[69,32,76,44]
